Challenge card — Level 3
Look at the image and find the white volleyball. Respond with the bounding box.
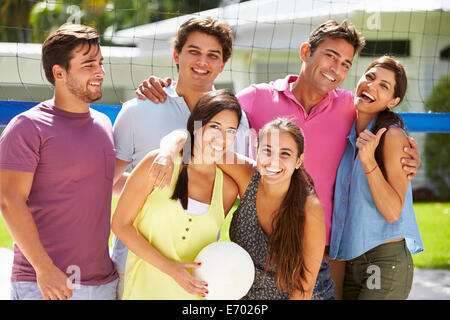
[193,241,255,300]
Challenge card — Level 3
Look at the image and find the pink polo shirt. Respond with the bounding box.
[237,75,356,245]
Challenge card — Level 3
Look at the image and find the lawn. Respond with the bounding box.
[1,201,449,270]
[411,202,450,270]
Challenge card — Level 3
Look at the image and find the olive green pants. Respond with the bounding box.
[343,240,414,300]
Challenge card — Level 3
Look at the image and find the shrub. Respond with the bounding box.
[424,74,450,201]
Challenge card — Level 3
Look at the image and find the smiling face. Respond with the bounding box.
[256,130,303,185]
[354,66,400,115]
[193,109,239,164]
[174,31,226,91]
[301,37,354,95]
[63,43,105,103]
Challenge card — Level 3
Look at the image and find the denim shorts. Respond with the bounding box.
[312,259,335,300]
[10,278,118,300]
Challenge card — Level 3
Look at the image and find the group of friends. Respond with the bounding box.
[0,16,423,300]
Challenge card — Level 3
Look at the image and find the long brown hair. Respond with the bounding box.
[257,118,315,295]
[171,89,242,209]
[367,56,408,178]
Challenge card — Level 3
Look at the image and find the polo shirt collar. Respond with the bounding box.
[273,75,297,91]
[164,84,181,98]
[273,74,339,98]
[275,74,339,116]
[164,83,217,98]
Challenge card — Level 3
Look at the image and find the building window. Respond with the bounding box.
[440,46,450,60]
[360,40,410,57]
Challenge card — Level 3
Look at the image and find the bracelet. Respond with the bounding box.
[365,164,378,175]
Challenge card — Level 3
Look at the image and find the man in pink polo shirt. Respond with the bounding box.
[135,20,420,299]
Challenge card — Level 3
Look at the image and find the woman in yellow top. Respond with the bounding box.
[111,90,241,299]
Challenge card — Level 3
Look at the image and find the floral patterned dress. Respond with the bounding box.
[230,169,335,300]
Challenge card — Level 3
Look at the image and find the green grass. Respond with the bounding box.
[411,202,450,270]
[1,201,448,270]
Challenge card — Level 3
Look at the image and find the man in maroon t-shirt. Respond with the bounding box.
[0,24,118,300]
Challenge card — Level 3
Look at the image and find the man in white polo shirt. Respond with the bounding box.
[111,16,249,298]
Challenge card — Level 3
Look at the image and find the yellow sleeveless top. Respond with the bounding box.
[123,156,224,300]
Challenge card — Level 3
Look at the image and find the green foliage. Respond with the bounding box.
[0,0,34,42]
[424,74,450,113]
[412,203,450,270]
[1,0,225,45]
[423,74,450,200]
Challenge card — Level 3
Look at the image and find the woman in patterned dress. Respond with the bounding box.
[221,118,332,299]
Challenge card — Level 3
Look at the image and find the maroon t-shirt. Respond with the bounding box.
[0,101,117,285]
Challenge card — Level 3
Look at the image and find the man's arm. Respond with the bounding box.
[136,76,172,102]
[403,136,421,180]
[0,169,72,300]
[113,158,131,197]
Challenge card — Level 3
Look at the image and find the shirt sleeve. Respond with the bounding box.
[237,86,258,159]
[0,115,41,173]
[112,102,134,162]
[230,110,250,157]
[236,85,257,127]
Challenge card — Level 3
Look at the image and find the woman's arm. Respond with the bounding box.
[357,128,410,223]
[222,173,239,216]
[289,195,325,300]
[111,150,208,297]
[148,129,256,198]
[216,151,256,198]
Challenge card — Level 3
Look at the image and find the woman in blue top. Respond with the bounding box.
[329,56,424,300]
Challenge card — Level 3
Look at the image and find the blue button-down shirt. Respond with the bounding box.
[329,118,424,261]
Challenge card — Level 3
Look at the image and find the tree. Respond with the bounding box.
[0,0,33,42]
[423,74,450,200]
[27,0,224,45]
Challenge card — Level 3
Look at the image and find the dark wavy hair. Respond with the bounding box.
[172,16,233,68]
[257,118,316,295]
[308,19,365,56]
[367,56,408,178]
[42,23,100,85]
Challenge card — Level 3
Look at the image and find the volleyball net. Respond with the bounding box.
[0,0,449,130]
[0,0,449,195]
[1,100,449,133]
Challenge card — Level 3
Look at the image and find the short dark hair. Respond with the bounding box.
[308,20,365,56]
[42,23,100,85]
[172,17,233,63]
